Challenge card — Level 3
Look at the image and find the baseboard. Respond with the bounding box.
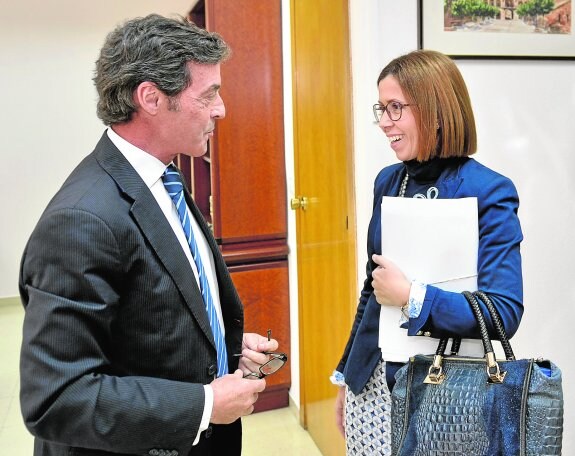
[288,396,301,423]
[253,384,290,413]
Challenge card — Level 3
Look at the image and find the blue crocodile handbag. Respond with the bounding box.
[391,291,563,456]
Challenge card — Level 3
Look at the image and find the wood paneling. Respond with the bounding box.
[207,0,286,244]
[229,262,291,412]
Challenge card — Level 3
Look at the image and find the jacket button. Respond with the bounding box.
[205,425,213,438]
[207,364,217,377]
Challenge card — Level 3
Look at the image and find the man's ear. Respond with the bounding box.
[134,81,161,115]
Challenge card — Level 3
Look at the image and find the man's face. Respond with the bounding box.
[159,62,225,158]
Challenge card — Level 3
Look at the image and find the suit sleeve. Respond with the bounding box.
[19,207,203,455]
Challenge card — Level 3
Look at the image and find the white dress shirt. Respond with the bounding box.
[107,127,219,445]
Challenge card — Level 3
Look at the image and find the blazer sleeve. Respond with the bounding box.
[19,207,204,455]
[407,169,524,339]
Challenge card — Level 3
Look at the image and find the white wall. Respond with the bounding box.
[349,0,575,452]
[281,0,301,408]
[0,0,195,298]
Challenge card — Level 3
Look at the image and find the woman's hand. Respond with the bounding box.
[371,254,410,307]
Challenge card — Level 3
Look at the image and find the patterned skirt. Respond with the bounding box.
[344,358,392,455]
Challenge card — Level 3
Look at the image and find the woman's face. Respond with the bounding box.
[376,75,419,162]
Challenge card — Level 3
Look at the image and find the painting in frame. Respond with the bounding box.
[419,0,574,59]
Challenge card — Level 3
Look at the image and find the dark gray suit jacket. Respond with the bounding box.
[19,133,244,456]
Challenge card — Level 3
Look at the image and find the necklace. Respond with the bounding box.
[398,172,409,197]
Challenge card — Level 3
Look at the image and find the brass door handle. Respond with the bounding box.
[290,196,308,211]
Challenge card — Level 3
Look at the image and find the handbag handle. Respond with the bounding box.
[424,291,513,385]
[473,291,515,361]
[442,292,515,360]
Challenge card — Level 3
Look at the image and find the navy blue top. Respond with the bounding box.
[337,157,523,394]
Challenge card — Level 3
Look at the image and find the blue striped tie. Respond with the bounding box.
[162,165,228,377]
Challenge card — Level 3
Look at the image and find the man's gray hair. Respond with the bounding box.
[94,14,230,125]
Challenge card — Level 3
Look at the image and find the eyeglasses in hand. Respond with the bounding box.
[372,101,414,122]
[235,329,288,379]
[242,352,288,379]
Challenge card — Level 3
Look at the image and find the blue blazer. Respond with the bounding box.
[19,133,244,456]
[337,158,523,394]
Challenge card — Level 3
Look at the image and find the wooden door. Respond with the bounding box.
[291,0,357,454]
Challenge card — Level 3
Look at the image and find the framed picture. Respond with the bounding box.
[419,0,575,59]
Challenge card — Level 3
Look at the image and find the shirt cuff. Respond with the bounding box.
[192,385,213,446]
[399,280,427,325]
[329,370,346,386]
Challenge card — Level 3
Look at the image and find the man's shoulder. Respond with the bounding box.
[42,145,128,219]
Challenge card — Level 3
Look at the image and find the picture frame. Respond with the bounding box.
[419,0,575,60]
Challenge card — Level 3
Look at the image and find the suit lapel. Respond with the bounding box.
[385,167,405,197]
[93,133,216,347]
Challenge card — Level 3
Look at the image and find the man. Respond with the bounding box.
[19,14,276,456]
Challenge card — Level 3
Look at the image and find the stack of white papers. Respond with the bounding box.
[378,196,487,361]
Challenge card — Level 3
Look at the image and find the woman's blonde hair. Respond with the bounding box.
[377,50,477,161]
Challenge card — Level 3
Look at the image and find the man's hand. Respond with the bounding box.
[210,370,266,424]
[237,332,279,376]
[210,331,281,423]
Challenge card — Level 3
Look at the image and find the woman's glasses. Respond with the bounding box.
[372,101,413,122]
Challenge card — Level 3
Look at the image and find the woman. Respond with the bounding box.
[332,50,523,455]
